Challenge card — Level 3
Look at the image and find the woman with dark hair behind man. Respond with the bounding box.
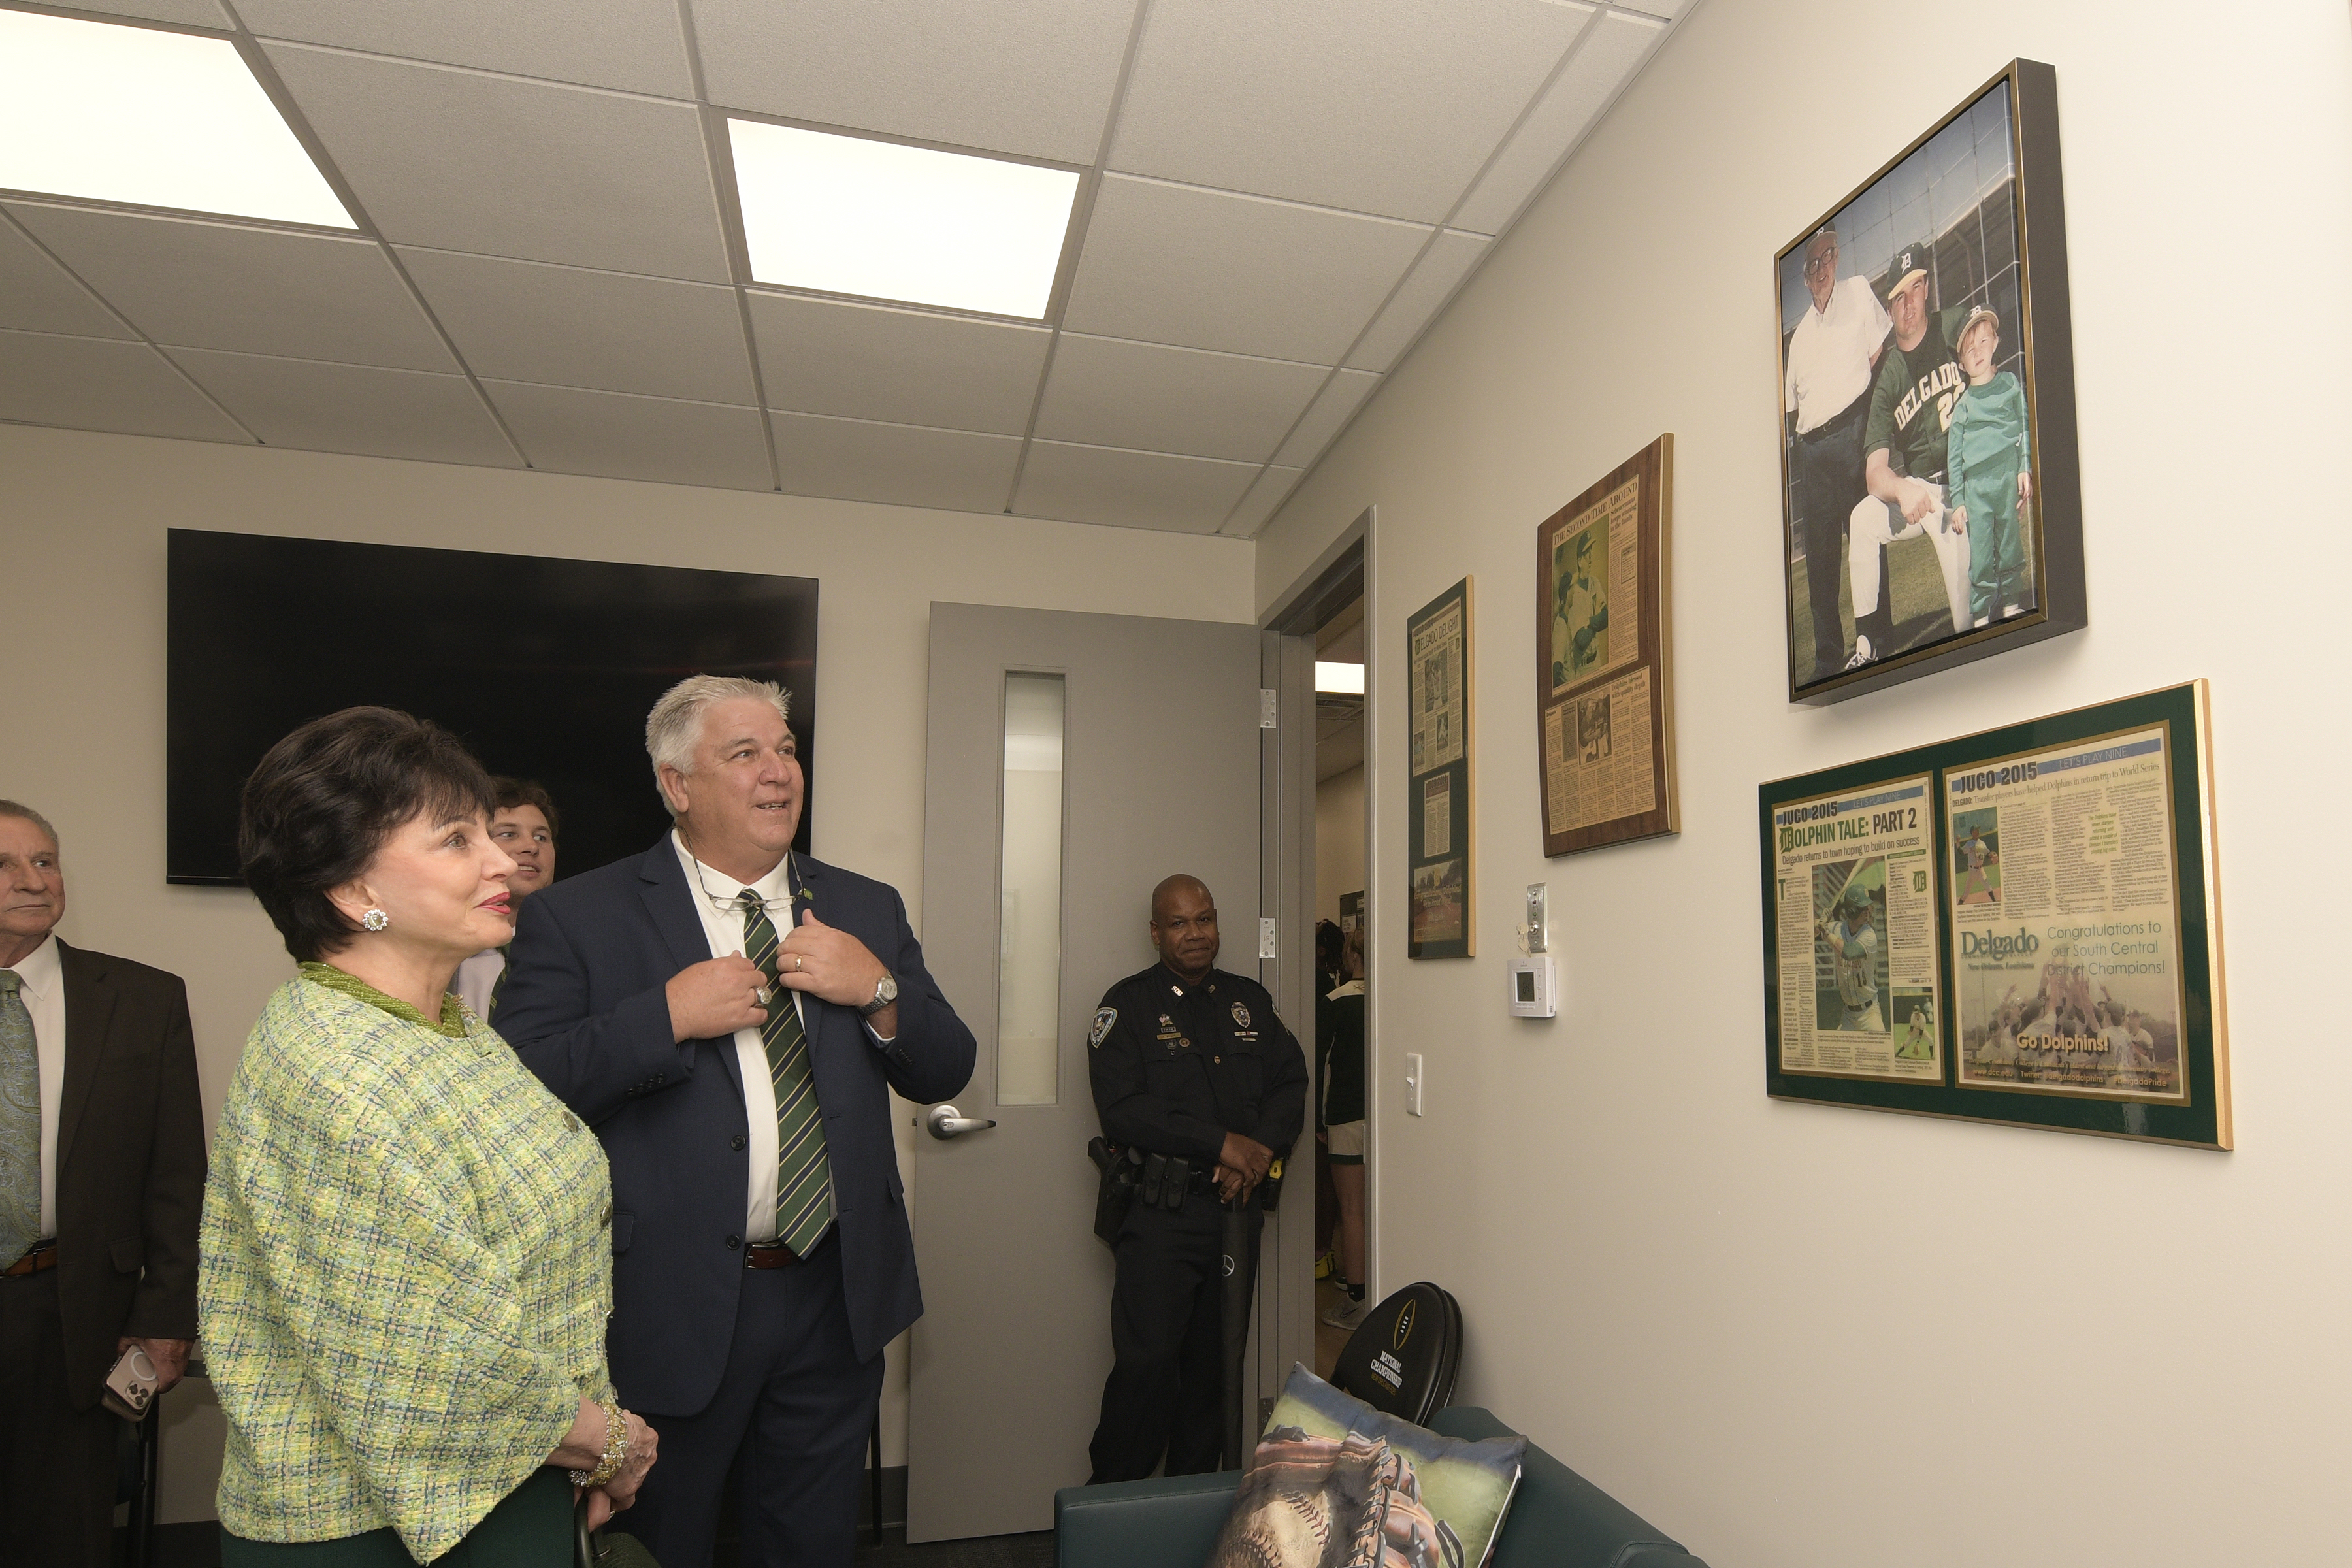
[199,707,655,1565]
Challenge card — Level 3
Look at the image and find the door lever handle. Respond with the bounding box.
[926,1103,998,1140]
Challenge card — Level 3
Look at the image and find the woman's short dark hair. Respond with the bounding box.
[239,706,497,963]
[489,776,560,840]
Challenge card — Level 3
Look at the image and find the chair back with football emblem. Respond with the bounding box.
[1331,1281,1463,1426]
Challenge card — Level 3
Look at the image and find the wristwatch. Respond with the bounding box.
[858,974,900,1017]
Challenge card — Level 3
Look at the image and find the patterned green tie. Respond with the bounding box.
[738,891,834,1253]
[0,971,40,1269]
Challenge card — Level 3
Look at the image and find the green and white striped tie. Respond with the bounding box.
[0,971,40,1269]
[738,891,834,1254]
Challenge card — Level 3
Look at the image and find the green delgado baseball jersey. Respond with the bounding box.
[1946,370,2031,504]
[1863,304,1970,479]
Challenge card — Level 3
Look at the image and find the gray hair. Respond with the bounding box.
[0,800,59,849]
[645,675,793,815]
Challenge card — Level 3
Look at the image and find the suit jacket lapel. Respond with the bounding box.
[640,836,743,1098]
[55,940,112,1177]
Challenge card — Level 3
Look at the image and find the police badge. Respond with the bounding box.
[1230,1002,1251,1028]
[1090,1007,1117,1047]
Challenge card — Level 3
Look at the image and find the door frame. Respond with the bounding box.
[1255,507,1375,1418]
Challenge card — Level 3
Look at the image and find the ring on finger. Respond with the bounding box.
[755,986,773,1005]
[794,955,804,972]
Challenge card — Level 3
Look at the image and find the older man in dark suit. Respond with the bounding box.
[0,801,205,1567]
[499,676,975,1568]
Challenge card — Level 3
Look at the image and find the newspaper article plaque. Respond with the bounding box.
[1534,435,1678,857]
[1771,772,1944,1084]
[1759,681,2229,1148]
[1406,578,1474,959]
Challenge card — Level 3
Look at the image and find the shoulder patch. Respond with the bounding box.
[1090,1007,1117,1048]
[1230,1001,1251,1029]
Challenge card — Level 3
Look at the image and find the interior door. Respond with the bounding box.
[909,603,1260,1541]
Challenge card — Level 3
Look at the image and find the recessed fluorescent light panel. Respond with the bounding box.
[0,9,352,228]
[1316,662,1366,695]
[729,120,1078,319]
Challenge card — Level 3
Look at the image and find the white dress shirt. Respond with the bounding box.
[453,948,504,1022]
[8,934,65,1240]
[671,832,794,1243]
[1784,273,1892,433]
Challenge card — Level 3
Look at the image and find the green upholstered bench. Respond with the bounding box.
[1054,1406,1709,1568]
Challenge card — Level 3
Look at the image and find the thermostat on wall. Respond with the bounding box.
[1507,956,1557,1019]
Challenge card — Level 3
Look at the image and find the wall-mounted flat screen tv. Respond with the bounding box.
[167,529,818,887]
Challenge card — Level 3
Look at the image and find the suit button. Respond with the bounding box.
[725,1235,741,1250]
[731,1134,747,1151]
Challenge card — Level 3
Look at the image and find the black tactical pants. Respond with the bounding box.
[1086,1190,1260,1483]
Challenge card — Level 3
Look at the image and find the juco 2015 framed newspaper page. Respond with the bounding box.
[1774,59,2086,705]
[1759,681,2230,1149]
[1406,578,1473,959]
[1533,434,1678,857]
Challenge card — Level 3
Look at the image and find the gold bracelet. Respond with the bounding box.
[568,1399,627,1490]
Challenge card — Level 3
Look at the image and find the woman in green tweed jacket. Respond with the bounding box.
[201,708,659,1565]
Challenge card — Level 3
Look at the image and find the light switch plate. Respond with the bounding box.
[1526,882,1548,953]
[1404,1052,1424,1116]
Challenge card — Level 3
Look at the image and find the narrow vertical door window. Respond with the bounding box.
[996,673,1065,1105]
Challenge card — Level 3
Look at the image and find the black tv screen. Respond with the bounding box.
[167,529,819,887]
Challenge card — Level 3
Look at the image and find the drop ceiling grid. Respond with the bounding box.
[0,0,1691,529]
[1209,1,1682,536]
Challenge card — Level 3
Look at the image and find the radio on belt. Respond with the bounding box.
[1507,955,1557,1019]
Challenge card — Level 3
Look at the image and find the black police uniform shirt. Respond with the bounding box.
[1088,962,1308,1169]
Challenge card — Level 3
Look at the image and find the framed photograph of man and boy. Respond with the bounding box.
[1774,59,2086,704]
[1759,681,2231,1149]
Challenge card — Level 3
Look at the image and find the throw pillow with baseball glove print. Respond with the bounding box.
[1205,1365,1524,1568]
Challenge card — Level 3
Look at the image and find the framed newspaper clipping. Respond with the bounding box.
[1760,681,2230,1149]
[1773,58,2087,705]
[1534,434,1678,857]
[1406,577,1473,959]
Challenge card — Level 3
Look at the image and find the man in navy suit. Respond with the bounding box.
[500,675,975,1568]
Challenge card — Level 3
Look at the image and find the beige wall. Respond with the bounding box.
[1253,1,2352,1563]
[0,422,1253,1518]
[1315,763,1365,925]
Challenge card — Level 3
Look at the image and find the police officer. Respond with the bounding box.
[1086,874,1307,1483]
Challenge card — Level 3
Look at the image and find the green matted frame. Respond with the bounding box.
[1405,578,1475,960]
[1759,681,2230,1148]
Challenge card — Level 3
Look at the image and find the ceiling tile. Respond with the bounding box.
[1034,335,1327,464]
[1453,10,1664,237]
[165,346,518,466]
[262,44,730,282]
[1345,229,1490,372]
[0,329,250,443]
[1013,440,1258,534]
[482,380,772,490]
[397,248,753,403]
[768,412,1020,514]
[1063,176,1427,363]
[236,0,694,97]
[88,1,234,24]
[747,293,1049,434]
[693,0,1136,164]
[5,201,453,369]
[1223,465,1305,538]
[1274,368,1380,468]
[0,216,132,340]
[1110,0,1588,224]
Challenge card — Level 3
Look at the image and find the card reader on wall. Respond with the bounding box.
[1507,956,1556,1019]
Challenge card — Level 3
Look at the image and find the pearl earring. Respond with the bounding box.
[361,908,391,932]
